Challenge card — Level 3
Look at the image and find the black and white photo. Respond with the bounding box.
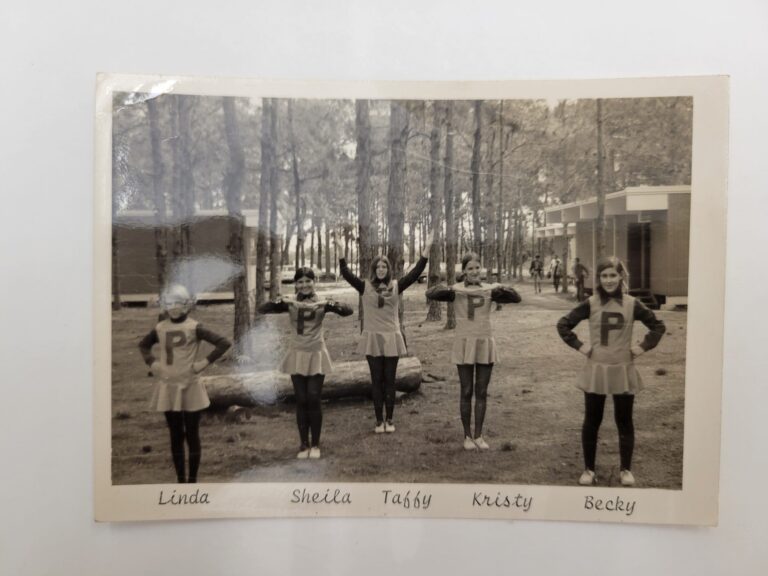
[94,74,728,524]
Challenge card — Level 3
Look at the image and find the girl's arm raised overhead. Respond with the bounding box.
[338,257,365,293]
[425,284,455,302]
[334,235,365,294]
[491,286,522,304]
[556,300,591,351]
[397,230,434,293]
[398,256,428,292]
[325,300,354,317]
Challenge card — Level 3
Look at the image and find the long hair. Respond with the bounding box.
[595,256,627,297]
[369,255,392,285]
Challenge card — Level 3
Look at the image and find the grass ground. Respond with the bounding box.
[111,279,685,488]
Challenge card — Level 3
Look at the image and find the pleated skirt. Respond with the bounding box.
[451,336,497,365]
[576,360,643,395]
[280,348,333,376]
[149,378,210,412]
[357,331,408,357]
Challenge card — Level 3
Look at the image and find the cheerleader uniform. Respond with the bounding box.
[557,292,665,474]
[426,282,521,441]
[259,294,352,449]
[339,256,428,427]
[139,315,231,482]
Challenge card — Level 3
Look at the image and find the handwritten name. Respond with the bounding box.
[158,488,210,506]
[382,489,432,510]
[584,495,636,517]
[472,491,533,512]
[291,488,352,505]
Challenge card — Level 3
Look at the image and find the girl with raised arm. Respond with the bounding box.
[335,232,432,434]
[426,252,521,450]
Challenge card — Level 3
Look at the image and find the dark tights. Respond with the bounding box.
[457,363,493,438]
[291,374,325,448]
[582,392,635,471]
[164,411,202,484]
[366,355,399,423]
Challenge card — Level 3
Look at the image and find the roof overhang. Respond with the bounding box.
[535,222,576,239]
[542,185,690,225]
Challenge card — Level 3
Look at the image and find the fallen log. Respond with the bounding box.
[202,357,422,408]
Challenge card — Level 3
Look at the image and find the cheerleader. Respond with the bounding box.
[138,284,231,483]
[258,267,353,459]
[335,232,433,433]
[426,252,521,450]
[556,256,666,486]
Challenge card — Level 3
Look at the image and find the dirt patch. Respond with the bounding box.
[111,281,685,489]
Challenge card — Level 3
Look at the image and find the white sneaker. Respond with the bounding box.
[385,421,396,433]
[620,469,635,487]
[374,423,385,434]
[579,469,597,486]
[297,447,310,459]
[464,436,478,451]
[309,447,321,459]
[474,436,490,450]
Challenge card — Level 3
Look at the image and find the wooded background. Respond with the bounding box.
[112,94,692,343]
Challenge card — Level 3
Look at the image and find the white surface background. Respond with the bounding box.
[0,1,764,574]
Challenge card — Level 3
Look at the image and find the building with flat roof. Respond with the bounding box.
[536,185,691,306]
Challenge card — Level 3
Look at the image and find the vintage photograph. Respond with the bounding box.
[95,75,727,523]
[110,89,690,487]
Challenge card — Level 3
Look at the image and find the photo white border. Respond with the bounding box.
[94,73,728,525]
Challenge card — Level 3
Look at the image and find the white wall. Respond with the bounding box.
[1,1,765,574]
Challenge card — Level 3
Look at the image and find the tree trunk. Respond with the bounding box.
[309,216,316,267]
[408,218,417,266]
[281,221,293,267]
[287,100,304,270]
[222,97,251,346]
[111,134,122,311]
[146,97,168,292]
[596,98,607,260]
[443,102,457,329]
[324,220,330,278]
[255,98,272,312]
[426,101,443,321]
[496,101,504,280]
[170,96,195,272]
[562,221,570,294]
[387,102,409,279]
[470,100,483,257]
[355,100,373,329]
[268,100,280,300]
[204,357,423,408]
[485,123,496,278]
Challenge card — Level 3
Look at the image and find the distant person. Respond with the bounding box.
[259,267,353,459]
[529,254,544,293]
[556,257,665,487]
[335,231,433,434]
[573,257,589,301]
[426,252,521,451]
[548,255,563,292]
[138,284,231,484]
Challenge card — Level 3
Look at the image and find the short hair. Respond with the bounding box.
[293,267,316,282]
[461,252,481,270]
